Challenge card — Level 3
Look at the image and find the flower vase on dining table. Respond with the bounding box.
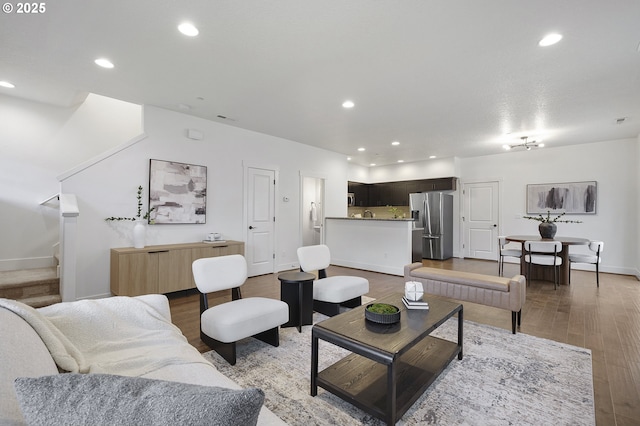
[538,222,557,239]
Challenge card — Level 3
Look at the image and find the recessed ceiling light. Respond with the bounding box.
[94,58,114,69]
[178,22,199,37]
[0,81,15,88]
[342,100,355,109]
[347,157,352,161]
[357,147,365,152]
[369,163,376,166]
[391,141,400,146]
[539,33,563,47]
[397,160,404,163]
[429,155,436,159]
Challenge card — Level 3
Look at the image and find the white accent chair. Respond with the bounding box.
[524,241,562,290]
[498,236,522,277]
[192,255,289,365]
[296,244,369,317]
[569,241,604,287]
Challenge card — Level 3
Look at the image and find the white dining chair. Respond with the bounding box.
[498,236,522,277]
[569,241,603,287]
[524,241,563,290]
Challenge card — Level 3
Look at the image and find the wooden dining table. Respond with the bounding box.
[505,235,590,285]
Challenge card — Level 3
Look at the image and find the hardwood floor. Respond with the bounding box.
[168,258,640,426]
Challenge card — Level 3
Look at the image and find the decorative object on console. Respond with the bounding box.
[149,159,207,224]
[526,181,597,214]
[523,210,582,239]
[104,185,155,223]
[105,185,155,248]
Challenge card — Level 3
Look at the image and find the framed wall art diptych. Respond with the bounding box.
[526,181,597,215]
[149,159,207,224]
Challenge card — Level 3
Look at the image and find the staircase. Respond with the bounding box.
[0,267,62,308]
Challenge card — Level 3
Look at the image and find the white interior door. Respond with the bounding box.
[245,167,275,276]
[463,181,499,260]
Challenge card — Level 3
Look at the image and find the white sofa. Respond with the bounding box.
[0,294,285,425]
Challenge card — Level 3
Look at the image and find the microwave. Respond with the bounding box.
[347,193,355,207]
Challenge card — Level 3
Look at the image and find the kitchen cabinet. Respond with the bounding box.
[348,181,370,207]
[110,241,244,296]
[348,178,456,208]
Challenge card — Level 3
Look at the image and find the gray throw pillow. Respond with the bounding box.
[14,373,264,426]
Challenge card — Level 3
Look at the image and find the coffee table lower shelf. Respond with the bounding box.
[315,336,460,423]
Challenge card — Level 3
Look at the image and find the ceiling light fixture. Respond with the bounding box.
[94,58,114,69]
[342,100,355,108]
[539,33,563,47]
[0,80,15,88]
[357,147,365,152]
[369,163,376,166]
[391,141,400,146]
[429,155,436,159]
[178,22,199,36]
[397,160,404,163]
[503,136,545,151]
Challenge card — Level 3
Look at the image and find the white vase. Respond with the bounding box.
[133,220,146,248]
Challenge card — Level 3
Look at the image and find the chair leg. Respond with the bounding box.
[201,331,236,365]
[253,326,280,347]
[568,260,571,284]
[596,263,600,288]
[313,300,341,316]
[554,266,558,290]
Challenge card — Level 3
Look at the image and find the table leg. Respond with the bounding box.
[298,281,303,332]
[310,331,318,396]
[559,246,570,285]
[386,361,397,426]
[458,307,464,360]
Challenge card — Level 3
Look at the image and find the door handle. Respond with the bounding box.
[249,226,256,229]
[493,224,497,227]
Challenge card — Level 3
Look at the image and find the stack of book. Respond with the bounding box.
[402,297,429,310]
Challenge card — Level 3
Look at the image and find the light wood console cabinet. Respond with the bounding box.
[110,241,245,296]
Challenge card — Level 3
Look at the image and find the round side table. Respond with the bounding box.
[278,271,315,332]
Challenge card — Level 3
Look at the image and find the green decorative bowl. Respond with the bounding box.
[365,303,401,324]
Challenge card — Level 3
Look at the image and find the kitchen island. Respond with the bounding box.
[324,217,421,276]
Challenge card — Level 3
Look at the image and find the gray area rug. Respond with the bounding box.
[204,315,594,425]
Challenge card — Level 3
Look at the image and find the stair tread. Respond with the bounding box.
[19,294,62,308]
[0,267,58,289]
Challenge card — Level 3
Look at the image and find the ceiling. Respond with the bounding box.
[1,1,639,166]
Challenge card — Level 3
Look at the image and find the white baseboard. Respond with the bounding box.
[0,256,55,272]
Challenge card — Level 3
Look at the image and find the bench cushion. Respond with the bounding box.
[410,267,511,292]
[201,298,288,343]
[313,276,369,303]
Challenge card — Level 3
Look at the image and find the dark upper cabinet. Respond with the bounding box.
[348,181,370,207]
[349,178,456,207]
[407,177,457,193]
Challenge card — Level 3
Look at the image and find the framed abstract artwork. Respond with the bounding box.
[148,159,207,224]
[526,181,597,215]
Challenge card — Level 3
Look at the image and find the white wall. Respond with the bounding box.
[60,106,350,299]
[0,93,141,270]
[636,134,640,279]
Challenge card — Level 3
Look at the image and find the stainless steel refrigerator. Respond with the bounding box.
[409,192,453,260]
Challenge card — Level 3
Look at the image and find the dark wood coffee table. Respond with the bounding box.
[310,293,463,425]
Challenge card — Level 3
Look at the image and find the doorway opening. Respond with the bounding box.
[300,175,325,247]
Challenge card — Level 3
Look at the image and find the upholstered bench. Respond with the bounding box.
[404,263,526,334]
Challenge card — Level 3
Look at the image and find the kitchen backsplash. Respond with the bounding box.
[347,205,409,219]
